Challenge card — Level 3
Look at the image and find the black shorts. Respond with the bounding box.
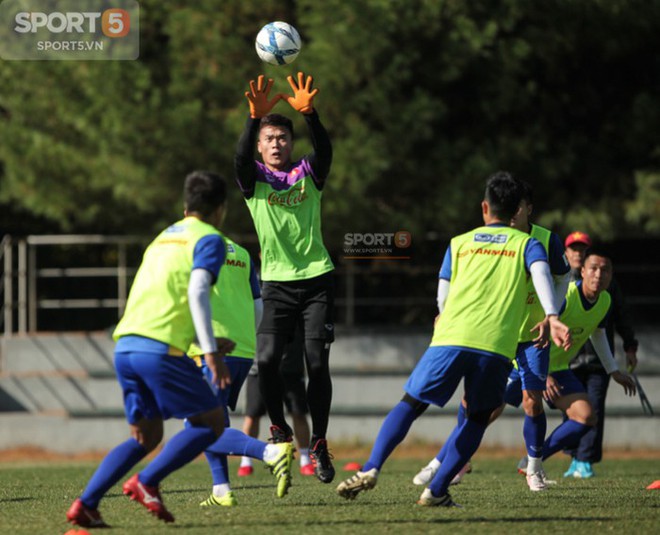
[245,373,308,417]
[258,271,335,343]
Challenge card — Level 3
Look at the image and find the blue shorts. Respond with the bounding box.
[504,369,523,407]
[515,341,549,391]
[404,346,513,414]
[503,341,549,407]
[115,349,220,424]
[201,356,252,426]
[545,369,586,410]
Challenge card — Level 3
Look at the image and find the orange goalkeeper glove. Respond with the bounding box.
[245,75,281,118]
[281,72,319,114]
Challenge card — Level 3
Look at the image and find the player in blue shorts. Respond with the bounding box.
[67,171,233,528]
[336,172,571,507]
[413,180,571,491]
[187,236,295,507]
[516,247,636,473]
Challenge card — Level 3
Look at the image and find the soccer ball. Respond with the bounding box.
[255,22,301,66]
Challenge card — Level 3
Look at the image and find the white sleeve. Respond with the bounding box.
[529,261,559,316]
[254,297,264,330]
[590,328,619,374]
[437,278,450,313]
[553,271,572,311]
[188,268,217,354]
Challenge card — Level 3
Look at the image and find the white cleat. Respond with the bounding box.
[336,468,378,500]
[413,463,438,486]
[413,461,471,486]
[526,471,548,492]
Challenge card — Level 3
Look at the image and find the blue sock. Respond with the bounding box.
[429,419,487,496]
[203,428,267,485]
[523,413,547,458]
[204,450,230,485]
[140,426,217,486]
[81,438,146,508]
[456,403,467,427]
[206,427,267,460]
[542,420,591,461]
[362,401,417,472]
[437,404,467,463]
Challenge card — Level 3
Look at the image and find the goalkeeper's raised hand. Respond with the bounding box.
[281,72,319,114]
[245,75,281,118]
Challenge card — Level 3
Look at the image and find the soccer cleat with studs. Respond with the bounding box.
[336,468,378,500]
[237,465,254,477]
[417,488,461,507]
[269,424,294,444]
[573,460,595,479]
[264,442,295,497]
[199,491,237,507]
[122,473,174,523]
[66,498,110,528]
[413,463,437,486]
[310,438,335,483]
[413,461,471,486]
[518,457,556,486]
[526,471,548,492]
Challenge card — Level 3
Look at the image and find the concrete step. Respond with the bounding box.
[0,409,657,454]
[1,332,657,419]
[1,333,114,375]
[2,363,658,417]
[51,372,660,419]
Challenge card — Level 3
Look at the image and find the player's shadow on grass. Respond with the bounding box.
[105,482,278,502]
[175,484,278,494]
[0,497,32,503]
[307,515,614,526]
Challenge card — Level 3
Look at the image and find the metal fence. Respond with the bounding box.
[2,234,659,335]
[1,235,146,335]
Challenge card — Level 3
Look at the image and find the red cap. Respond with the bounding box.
[564,231,592,248]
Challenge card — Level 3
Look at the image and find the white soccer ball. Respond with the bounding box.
[255,22,301,66]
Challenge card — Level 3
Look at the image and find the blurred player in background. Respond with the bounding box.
[564,231,591,280]
[239,322,314,477]
[67,171,233,528]
[336,172,571,507]
[518,247,636,474]
[234,72,336,483]
[413,180,571,492]
[187,236,294,507]
[562,233,639,478]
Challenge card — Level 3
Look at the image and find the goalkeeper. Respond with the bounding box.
[234,72,336,483]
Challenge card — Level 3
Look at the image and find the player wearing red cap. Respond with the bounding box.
[564,231,592,280]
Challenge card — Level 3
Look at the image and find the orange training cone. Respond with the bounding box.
[646,480,660,490]
[343,461,362,471]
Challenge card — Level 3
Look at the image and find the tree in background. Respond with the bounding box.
[0,0,658,243]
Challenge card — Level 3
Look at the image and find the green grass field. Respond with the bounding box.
[1,455,658,534]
